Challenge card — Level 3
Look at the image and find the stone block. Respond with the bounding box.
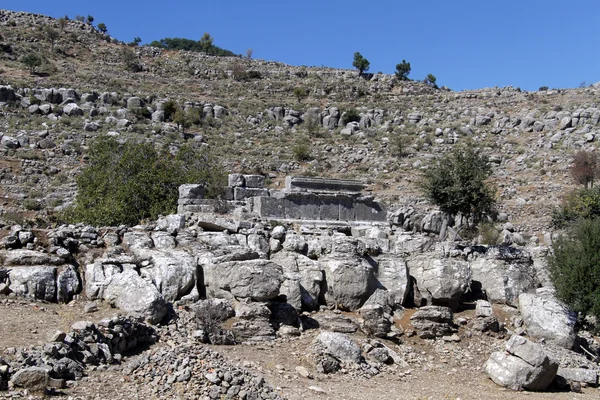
[300,194,321,220]
[339,197,356,221]
[320,198,340,220]
[284,196,303,220]
[243,174,265,188]
[228,173,245,187]
[253,197,285,219]
[285,176,364,193]
[233,187,269,201]
[179,184,205,202]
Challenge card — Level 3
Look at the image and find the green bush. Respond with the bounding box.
[66,137,225,226]
[419,145,496,223]
[20,53,42,74]
[162,99,178,121]
[549,218,600,319]
[341,108,361,125]
[552,187,600,227]
[292,143,311,161]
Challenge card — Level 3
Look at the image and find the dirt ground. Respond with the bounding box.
[0,297,598,400]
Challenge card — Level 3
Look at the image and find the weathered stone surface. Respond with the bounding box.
[140,250,196,302]
[0,250,64,266]
[8,266,57,301]
[518,290,576,349]
[271,251,323,311]
[243,174,265,188]
[122,231,153,250]
[410,306,455,338]
[320,256,376,310]
[103,269,167,324]
[476,300,493,317]
[57,265,81,303]
[312,332,362,364]
[484,335,558,391]
[10,367,48,391]
[156,214,186,234]
[203,260,283,302]
[556,368,599,386]
[469,246,536,305]
[409,258,470,309]
[375,255,409,309]
[285,176,363,193]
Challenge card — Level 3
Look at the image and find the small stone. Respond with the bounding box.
[295,366,312,379]
[48,330,66,342]
[308,385,327,394]
[442,334,461,342]
[84,302,98,313]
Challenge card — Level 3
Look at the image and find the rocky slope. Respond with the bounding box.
[0,8,599,399]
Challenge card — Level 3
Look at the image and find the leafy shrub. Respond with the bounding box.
[419,145,496,223]
[391,134,412,158]
[292,143,311,161]
[66,137,225,226]
[293,86,307,102]
[148,34,237,57]
[552,187,600,227]
[162,99,177,121]
[23,199,42,211]
[539,86,549,91]
[549,218,600,319]
[341,108,361,125]
[478,222,502,245]
[20,53,42,74]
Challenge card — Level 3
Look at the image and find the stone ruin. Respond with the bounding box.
[178,174,387,226]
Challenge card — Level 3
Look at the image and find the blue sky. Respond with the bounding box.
[3,0,599,91]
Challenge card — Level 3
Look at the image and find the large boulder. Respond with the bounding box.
[469,246,537,305]
[312,332,362,364]
[203,260,283,302]
[7,266,57,302]
[57,265,81,303]
[0,250,64,266]
[410,306,455,338]
[320,256,376,310]
[375,255,409,309]
[140,250,196,302]
[518,290,577,349]
[10,367,48,391]
[409,257,470,309]
[484,335,558,391]
[103,269,167,324]
[271,251,323,310]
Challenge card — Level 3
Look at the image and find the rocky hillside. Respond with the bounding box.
[0,9,599,399]
[1,9,599,240]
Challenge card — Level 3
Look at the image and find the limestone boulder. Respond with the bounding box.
[7,266,57,302]
[203,260,283,302]
[484,335,558,391]
[312,332,362,364]
[103,269,167,324]
[319,256,376,310]
[271,251,323,310]
[469,246,536,305]
[409,257,470,309]
[375,255,409,309]
[518,290,577,349]
[140,250,197,302]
